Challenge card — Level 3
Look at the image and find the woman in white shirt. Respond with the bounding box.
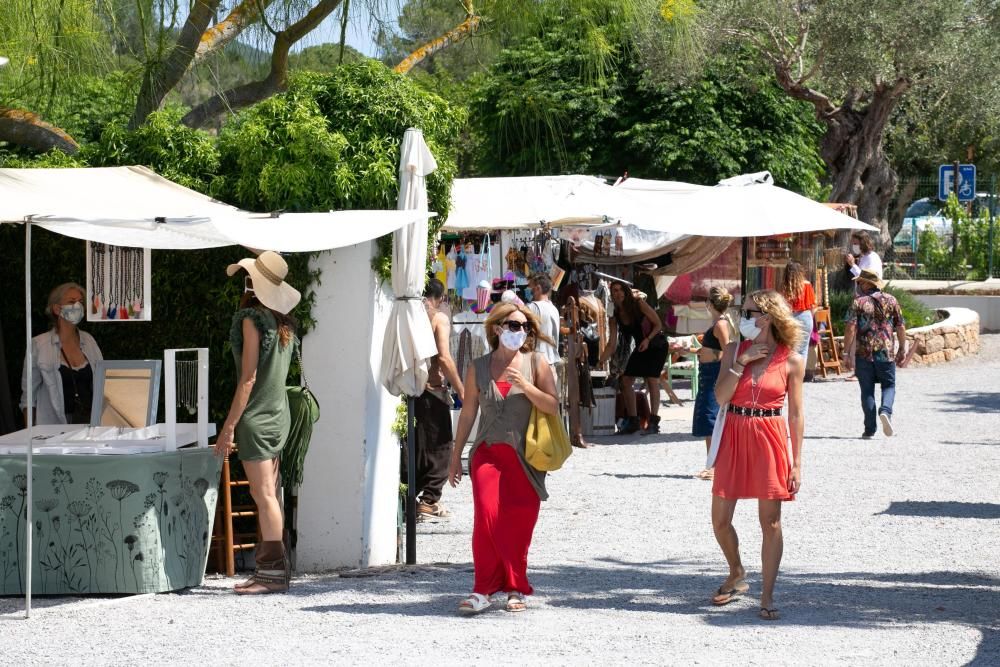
[845,231,883,280]
[20,282,104,425]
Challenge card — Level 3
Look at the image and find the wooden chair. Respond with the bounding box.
[813,308,843,377]
[664,352,699,399]
[208,452,259,577]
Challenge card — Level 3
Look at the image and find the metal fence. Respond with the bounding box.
[884,174,998,281]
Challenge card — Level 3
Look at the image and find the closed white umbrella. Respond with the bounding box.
[380,128,438,397]
[380,129,439,565]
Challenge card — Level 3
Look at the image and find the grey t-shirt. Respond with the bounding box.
[528,299,561,364]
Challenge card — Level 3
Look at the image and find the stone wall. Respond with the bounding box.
[905,307,980,366]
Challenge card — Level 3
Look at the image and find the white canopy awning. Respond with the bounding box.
[616,176,877,237]
[444,175,663,231]
[444,172,877,238]
[0,166,431,250]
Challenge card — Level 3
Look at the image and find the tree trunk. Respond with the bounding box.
[393,13,481,75]
[182,0,342,128]
[129,0,222,129]
[0,107,79,154]
[883,175,919,264]
[819,85,907,252]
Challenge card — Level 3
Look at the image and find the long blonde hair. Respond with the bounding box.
[483,302,554,352]
[750,289,802,351]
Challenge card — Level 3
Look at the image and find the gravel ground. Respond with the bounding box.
[2,336,999,666]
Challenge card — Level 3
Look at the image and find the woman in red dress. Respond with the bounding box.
[709,289,805,621]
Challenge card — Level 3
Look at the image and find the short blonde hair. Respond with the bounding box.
[483,302,555,352]
[750,289,802,351]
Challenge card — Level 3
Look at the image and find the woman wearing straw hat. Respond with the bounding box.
[214,250,301,595]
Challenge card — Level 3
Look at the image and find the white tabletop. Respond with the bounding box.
[0,423,216,455]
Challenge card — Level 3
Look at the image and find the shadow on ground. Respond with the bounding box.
[292,556,999,663]
[935,391,1000,413]
[879,501,1000,520]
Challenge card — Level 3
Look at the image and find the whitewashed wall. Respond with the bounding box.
[297,242,400,570]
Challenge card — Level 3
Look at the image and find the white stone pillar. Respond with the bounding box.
[296,242,400,570]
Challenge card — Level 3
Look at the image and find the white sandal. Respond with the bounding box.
[458,592,491,615]
[506,592,527,612]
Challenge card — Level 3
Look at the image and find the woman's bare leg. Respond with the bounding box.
[645,377,660,418]
[758,499,783,609]
[711,495,745,595]
[244,458,283,541]
[621,376,637,416]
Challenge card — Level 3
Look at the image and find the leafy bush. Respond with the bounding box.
[917,193,1000,279]
[214,62,467,282]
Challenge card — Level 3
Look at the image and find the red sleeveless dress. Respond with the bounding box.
[712,341,795,501]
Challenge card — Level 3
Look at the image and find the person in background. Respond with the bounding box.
[448,303,558,615]
[527,273,560,366]
[841,269,907,439]
[845,231,882,283]
[21,282,104,426]
[404,278,465,522]
[599,281,669,435]
[781,261,818,381]
[710,289,805,621]
[692,287,734,480]
[214,251,300,595]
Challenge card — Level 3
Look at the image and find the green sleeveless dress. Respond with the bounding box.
[230,307,295,461]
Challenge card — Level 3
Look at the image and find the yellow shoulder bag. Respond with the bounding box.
[524,406,572,472]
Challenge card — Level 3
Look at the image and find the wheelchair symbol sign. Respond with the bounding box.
[938,164,976,202]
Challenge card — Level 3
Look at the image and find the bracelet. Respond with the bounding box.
[728,367,742,377]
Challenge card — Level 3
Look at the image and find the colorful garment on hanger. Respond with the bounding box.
[433,245,447,286]
[446,245,458,290]
[455,247,469,294]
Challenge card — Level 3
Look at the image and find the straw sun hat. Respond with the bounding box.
[226,251,301,314]
[852,268,885,290]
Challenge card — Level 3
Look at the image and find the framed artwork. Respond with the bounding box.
[85,242,152,322]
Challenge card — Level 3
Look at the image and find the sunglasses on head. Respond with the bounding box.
[501,320,532,332]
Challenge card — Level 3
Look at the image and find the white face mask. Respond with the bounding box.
[59,303,84,325]
[851,244,861,255]
[739,316,762,341]
[499,329,527,351]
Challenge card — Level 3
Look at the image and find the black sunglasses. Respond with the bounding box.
[741,309,764,319]
[501,320,532,332]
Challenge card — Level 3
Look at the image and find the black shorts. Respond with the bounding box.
[414,390,454,450]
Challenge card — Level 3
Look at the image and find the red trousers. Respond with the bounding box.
[470,443,541,596]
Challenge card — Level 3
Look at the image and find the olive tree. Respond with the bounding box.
[697,0,1000,241]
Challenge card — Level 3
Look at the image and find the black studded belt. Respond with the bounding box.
[728,404,782,417]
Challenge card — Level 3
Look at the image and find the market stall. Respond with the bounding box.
[0,165,432,609]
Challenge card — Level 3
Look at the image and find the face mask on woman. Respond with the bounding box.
[739,316,762,341]
[499,329,527,351]
[851,243,861,255]
[60,303,84,325]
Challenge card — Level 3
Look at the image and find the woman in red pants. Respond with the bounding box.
[448,302,558,614]
[709,289,805,621]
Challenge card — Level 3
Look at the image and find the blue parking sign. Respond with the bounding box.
[938,164,976,202]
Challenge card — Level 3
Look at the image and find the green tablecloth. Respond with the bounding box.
[0,449,220,595]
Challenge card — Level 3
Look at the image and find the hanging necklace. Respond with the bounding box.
[748,345,776,407]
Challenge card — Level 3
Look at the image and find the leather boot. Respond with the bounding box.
[234,540,289,595]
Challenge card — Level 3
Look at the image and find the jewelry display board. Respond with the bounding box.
[85,242,152,322]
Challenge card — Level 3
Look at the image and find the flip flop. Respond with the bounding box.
[759,606,781,621]
[711,580,749,606]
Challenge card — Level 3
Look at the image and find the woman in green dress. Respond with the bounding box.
[214,251,301,595]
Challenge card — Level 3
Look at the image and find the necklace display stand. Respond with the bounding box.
[86,241,152,322]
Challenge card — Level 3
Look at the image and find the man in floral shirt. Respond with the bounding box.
[842,269,907,439]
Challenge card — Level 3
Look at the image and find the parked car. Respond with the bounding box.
[895,197,950,249]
